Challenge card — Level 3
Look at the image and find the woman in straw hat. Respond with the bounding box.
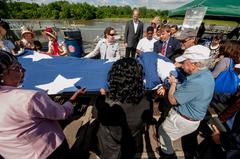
[43,27,66,56]
[19,26,35,50]
[15,26,42,53]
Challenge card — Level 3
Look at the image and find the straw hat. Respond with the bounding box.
[21,26,34,38]
[43,27,57,39]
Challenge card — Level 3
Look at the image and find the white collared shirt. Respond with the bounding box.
[133,20,139,33]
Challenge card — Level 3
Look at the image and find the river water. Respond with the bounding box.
[6,19,235,53]
[7,19,128,42]
[6,19,131,53]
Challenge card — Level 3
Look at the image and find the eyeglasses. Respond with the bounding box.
[108,33,115,36]
[9,64,25,73]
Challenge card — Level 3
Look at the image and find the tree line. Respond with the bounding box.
[0,1,169,20]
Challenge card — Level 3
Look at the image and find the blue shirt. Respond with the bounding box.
[174,69,215,120]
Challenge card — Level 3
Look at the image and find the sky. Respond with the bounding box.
[16,0,193,10]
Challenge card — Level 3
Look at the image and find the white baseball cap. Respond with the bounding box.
[175,45,210,63]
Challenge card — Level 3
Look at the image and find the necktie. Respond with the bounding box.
[161,42,167,56]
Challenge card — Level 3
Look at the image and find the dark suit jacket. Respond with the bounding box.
[153,37,181,61]
[124,20,144,48]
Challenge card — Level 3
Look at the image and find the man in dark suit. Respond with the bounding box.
[124,8,144,58]
[153,25,180,61]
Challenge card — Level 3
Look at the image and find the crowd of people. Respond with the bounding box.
[0,19,67,56]
[0,7,240,159]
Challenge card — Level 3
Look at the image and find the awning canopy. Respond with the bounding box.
[169,0,240,22]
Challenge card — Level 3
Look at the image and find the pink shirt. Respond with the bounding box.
[0,86,73,159]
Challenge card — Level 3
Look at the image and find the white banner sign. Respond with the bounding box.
[181,7,207,36]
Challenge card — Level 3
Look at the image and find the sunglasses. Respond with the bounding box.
[108,33,115,36]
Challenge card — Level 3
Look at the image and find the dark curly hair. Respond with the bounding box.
[0,19,10,31]
[0,50,18,85]
[107,58,144,104]
[219,40,240,63]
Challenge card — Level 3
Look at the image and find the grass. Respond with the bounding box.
[102,17,238,27]
[166,18,238,27]
[50,17,238,27]
[202,19,238,27]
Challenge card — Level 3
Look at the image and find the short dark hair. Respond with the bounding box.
[171,25,178,31]
[160,25,171,33]
[0,50,18,84]
[107,58,144,104]
[213,33,223,41]
[0,19,10,31]
[33,40,42,51]
[146,26,154,33]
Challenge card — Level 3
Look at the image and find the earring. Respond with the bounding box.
[0,79,4,83]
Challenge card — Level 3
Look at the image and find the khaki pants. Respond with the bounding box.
[158,109,200,154]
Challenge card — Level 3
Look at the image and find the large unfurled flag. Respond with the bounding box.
[18,50,183,95]
[138,52,183,90]
[18,50,114,94]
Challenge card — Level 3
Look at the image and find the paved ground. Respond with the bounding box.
[63,104,189,159]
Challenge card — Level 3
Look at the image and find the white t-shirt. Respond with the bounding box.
[136,37,157,53]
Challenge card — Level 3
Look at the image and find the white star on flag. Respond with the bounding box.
[23,51,53,62]
[35,74,81,94]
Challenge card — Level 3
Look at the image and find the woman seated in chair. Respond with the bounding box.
[15,26,42,52]
[0,19,15,54]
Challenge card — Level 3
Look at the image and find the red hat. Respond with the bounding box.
[43,27,57,39]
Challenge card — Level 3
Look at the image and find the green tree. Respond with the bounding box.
[139,7,147,18]
[59,3,72,19]
[3,1,169,20]
[0,0,9,18]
